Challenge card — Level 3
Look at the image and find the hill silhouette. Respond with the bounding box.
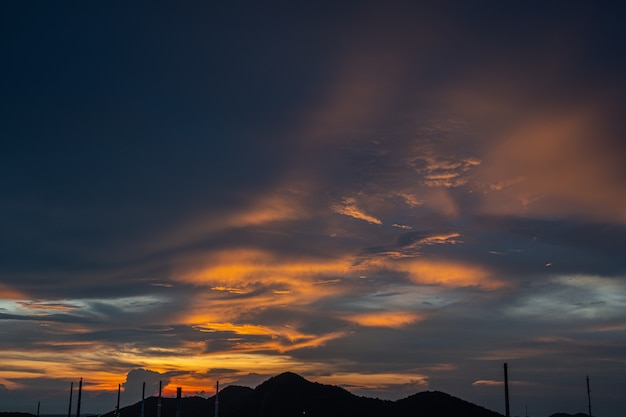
[102,372,504,417]
[548,414,590,417]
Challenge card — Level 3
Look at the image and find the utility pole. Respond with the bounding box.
[116,383,121,417]
[67,382,73,417]
[157,381,162,417]
[76,378,82,417]
[141,382,146,417]
[586,375,592,417]
[214,381,219,417]
[504,363,510,417]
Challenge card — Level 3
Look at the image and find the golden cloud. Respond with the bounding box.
[171,249,356,340]
[331,196,383,225]
[177,248,352,288]
[448,85,626,223]
[364,258,506,289]
[342,311,424,328]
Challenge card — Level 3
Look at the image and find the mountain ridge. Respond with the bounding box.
[101,372,503,417]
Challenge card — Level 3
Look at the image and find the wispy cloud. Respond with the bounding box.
[331,197,383,225]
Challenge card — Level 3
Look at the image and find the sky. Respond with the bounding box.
[1,2,626,416]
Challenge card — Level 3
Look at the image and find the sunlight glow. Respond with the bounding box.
[343,311,423,328]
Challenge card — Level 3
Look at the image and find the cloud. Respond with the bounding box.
[444,79,626,224]
[411,154,481,188]
[505,274,626,321]
[342,311,423,328]
[17,300,80,312]
[319,372,429,400]
[331,197,383,225]
[122,369,169,403]
[472,380,502,387]
[0,284,27,299]
[192,322,346,354]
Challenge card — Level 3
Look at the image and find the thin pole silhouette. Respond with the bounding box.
[504,363,510,417]
[141,382,146,417]
[76,378,82,417]
[157,381,162,417]
[67,382,73,417]
[116,383,121,417]
[586,375,592,417]
[214,381,219,417]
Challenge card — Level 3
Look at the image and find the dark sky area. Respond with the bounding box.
[1,2,626,417]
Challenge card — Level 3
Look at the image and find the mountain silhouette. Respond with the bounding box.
[102,372,504,417]
[548,414,590,417]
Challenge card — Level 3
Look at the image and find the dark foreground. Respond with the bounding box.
[110,372,503,417]
[2,373,591,417]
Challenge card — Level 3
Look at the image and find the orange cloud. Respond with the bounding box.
[231,187,311,226]
[171,249,357,352]
[343,311,424,328]
[192,322,346,352]
[0,348,127,391]
[185,309,349,354]
[418,233,462,245]
[175,249,353,303]
[137,184,314,257]
[368,258,505,289]
[447,90,626,223]
[226,332,347,354]
[395,192,424,208]
[414,155,481,188]
[331,196,383,225]
[0,283,27,299]
[194,322,277,336]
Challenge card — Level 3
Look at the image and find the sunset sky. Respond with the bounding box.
[2,2,626,417]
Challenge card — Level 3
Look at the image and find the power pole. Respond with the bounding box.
[116,383,121,417]
[504,363,510,417]
[76,378,82,417]
[157,381,162,417]
[586,375,592,417]
[141,382,145,417]
[67,382,73,417]
[214,381,219,417]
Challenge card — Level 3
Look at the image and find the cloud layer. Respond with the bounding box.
[1,2,625,417]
